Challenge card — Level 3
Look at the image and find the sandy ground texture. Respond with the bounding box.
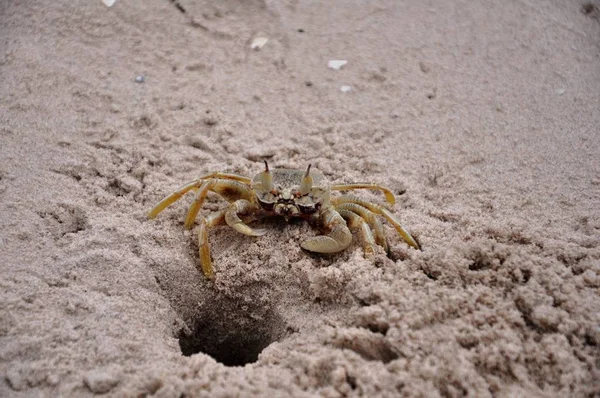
[1,0,600,396]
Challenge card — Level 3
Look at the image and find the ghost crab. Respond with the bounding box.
[148,162,420,279]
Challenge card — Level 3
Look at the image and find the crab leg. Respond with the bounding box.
[330,184,396,204]
[197,209,228,280]
[184,181,212,228]
[148,180,201,219]
[333,195,420,250]
[184,179,256,229]
[225,200,267,236]
[148,173,252,219]
[301,207,352,253]
[335,202,389,254]
[199,199,264,279]
[338,209,377,256]
[196,172,252,185]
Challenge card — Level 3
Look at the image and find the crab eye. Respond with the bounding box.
[260,160,274,192]
[299,164,313,195]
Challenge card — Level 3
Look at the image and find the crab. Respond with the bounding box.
[148,162,420,279]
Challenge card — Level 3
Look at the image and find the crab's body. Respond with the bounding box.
[252,168,328,220]
[149,163,419,279]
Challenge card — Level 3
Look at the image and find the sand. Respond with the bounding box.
[1,0,599,396]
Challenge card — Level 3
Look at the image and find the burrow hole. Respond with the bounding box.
[177,294,287,366]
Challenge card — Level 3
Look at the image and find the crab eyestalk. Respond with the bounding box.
[299,164,313,195]
[260,160,274,192]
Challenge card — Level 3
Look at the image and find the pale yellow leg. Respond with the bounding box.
[330,183,396,204]
[225,200,267,236]
[148,173,252,220]
[336,202,389,253]
[183,179,256,229]
[148,180,201,219]
[197,209,227,280]
[301,207,352,253]
[196,172,251,185]
[197,219,213,280]
[338,209,377,256]
[210,180,256,203]
[333,195,420,250]
[184,181,212,229]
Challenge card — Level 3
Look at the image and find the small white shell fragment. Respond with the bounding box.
[102,0,116,7]
[328,60,347,70]
[556,88,566,96]
[340,85,352,93]
[251,37,269,50]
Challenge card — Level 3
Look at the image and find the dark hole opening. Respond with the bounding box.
[177,297,287,366]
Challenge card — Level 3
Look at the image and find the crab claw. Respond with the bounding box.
[300,207,352,253]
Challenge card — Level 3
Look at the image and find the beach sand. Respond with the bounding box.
[1,0,599,396]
